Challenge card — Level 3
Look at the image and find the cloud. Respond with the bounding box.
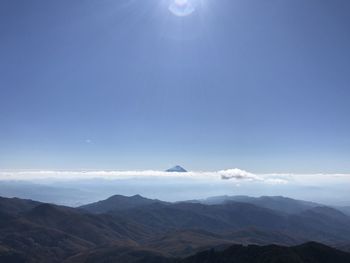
[264,178,289,185]
[218,168,262,181]
[0,168,261,182]
[0,169,349,187]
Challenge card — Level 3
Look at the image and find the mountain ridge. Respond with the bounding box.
[1,194,350,262]
[79,194,168,214]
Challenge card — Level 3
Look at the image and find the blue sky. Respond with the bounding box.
[1,0,350,172]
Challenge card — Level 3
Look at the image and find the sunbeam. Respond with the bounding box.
[169,0,196,16]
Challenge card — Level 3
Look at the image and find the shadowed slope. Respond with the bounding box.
[1,195,350,262]
[79,194,167,214]
[181,242,350,263]
[64,242,350,263]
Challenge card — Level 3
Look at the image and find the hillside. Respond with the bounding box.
[64,242,350,263]
[181,242,350,263]
[79,194,167,214]
[1,195,350,262]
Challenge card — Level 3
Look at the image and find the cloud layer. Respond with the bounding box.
[0,169,349,206]
[0,169,256,181]
[0,169,349,187]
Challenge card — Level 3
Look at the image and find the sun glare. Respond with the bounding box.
[169,0,196,16]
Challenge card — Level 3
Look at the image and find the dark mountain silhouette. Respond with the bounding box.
[0,246,26,263]
[80,194,167,214]
[64,242,350,263]
[0,196,42,215]
[166,166,188,173]
[337,206,350,217]
[198,195,320,214]
[181,242,350,263]
[81,197,350,247]
[23,203,144,245]
[1,195,350,262]
[112,202,288,234]
[84,195,350,252]
[64,246,174,263]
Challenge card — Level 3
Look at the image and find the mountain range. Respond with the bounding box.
[1,194,350,262]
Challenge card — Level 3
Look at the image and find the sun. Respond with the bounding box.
[169,0,196,17]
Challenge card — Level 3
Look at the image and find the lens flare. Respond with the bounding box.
[169,0,195,17]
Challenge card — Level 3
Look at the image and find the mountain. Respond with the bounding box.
[64,246,175,263]
[0,197,150,262]
[337,206,350,217]
[287,206,350,243]
[79,194,167,214]
[1,195,350,262]
[198,195,320,214]
[81,195,350,250]
[64,242,350,263]
[145,229,233,257]
[0,246,26,263]
[113,201,289,234]
[0,196,42,215]
[166,166,188,173]
[0,211,95,262]
[181,242,350,263]
[83,195,350,248]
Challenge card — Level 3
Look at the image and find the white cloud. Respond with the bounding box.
[264,178,289,185]
[0,169,349,187]
[218,168,262,181]
[0,168,260,182]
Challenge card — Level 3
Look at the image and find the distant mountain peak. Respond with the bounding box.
[131,194,144,199]
[166,165,187,173]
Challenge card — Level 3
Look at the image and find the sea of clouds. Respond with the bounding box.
[0,168,349,185]
[0,168,349,206]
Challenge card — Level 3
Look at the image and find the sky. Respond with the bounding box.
[1,0,350,173]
